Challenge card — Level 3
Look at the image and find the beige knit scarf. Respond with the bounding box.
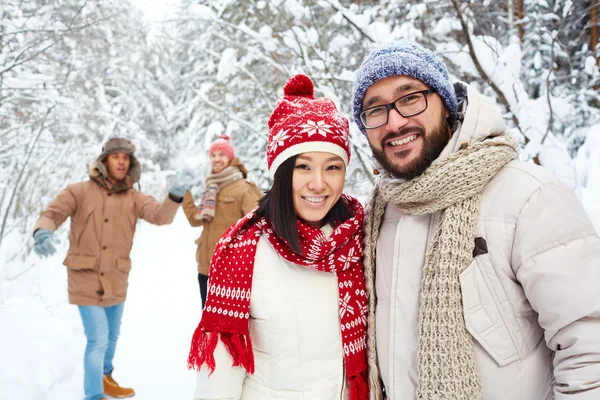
[363,135,518,400]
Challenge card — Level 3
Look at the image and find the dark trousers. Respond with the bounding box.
[198,273,208,309]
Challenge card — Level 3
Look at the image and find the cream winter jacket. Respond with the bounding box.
[372,83,600,399]
[193,226,350,400]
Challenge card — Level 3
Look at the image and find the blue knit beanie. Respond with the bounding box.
[352,40,458,135]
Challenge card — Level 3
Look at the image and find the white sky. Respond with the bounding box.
[129,0,180,22]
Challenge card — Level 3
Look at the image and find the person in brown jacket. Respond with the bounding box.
[181,135,262,308]
[32,137,187,400]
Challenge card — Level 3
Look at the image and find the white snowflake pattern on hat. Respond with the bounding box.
[268,129,290,154]
[299,120,332,137]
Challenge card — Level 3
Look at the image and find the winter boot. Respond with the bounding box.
[103,374,135,398]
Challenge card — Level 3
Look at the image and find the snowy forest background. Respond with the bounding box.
[1,0,599,398]
[2,0,600,258]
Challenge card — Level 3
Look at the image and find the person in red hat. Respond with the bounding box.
[181,134,262,308]
[187,74,369,400]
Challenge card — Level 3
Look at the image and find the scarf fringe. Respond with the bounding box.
[187,326,218,373]
[187,326,255,375]
[220,331,255,374]
[349,371,369,400]
[368,365,383,400]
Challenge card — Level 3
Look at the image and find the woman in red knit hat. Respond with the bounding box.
[188,74,368,400]
[181,134,263,308]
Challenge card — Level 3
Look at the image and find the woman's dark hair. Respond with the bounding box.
[250,155,352,254]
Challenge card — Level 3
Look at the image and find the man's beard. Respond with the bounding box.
[371,117,450,180]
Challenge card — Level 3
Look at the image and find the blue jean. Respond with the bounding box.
[78,302,125,400]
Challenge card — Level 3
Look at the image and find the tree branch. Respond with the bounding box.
[188,84,267,141]
[0,105,54,248]
[323,0,375,43]
[450,0,531,150]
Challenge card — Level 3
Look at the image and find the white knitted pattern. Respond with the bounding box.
[363,135,518,400]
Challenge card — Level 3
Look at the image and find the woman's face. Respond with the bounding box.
[210,151,231,174]
[292,152,346,228]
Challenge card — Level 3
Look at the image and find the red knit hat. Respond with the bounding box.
[209,135,235,161]
[267,74,350,177]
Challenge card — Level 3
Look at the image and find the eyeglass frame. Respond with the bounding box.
[359,89,436,129]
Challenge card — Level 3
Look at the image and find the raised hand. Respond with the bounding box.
[33,228,57,258]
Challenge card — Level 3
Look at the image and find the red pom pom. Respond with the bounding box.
[283,74,314,98]
[217,134,231,142]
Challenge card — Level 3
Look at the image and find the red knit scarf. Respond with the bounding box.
[188,194,368,400]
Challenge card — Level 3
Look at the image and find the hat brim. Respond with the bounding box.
[268,141,349,178]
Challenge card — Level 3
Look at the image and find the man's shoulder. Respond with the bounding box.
[481,160,571,215]
[498,160,562,186]
[243,179,261,190]
[228,178,262,192]
[487,160,565,191]
[65,180,95,193]
[243,179,264,198]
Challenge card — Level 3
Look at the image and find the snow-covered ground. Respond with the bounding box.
[0,210,201,400]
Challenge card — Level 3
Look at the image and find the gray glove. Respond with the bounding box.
[169,182,189,202]
[169,168,195,201]
[33,228,57,258]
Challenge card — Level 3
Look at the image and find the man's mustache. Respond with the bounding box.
[380,127,425,148]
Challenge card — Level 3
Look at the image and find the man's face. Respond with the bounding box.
[103,152,131,182]
[362,75,451,180]
[210,151,231,174]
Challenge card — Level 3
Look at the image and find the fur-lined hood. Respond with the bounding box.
[88,137,141,183]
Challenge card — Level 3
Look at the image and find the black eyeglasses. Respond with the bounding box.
[359,89,435,129]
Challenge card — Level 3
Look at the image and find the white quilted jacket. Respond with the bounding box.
[194,226,350,400]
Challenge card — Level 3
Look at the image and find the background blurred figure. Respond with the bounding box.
[32,137,187,400]
[181,135,262,308]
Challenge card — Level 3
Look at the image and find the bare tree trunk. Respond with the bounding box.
[450,0,537,163]
[591,0,599,64]
[516,0,525,44]
[0,106,54,249]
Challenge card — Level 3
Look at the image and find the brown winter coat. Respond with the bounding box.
[33,164,179,307]
[182,158,262,276]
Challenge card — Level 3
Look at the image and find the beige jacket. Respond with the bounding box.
[373,83,600,399]
[34,165,179,306]
[182,158,262,275]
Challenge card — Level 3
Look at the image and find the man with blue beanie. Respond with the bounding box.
[355,40,600,400]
